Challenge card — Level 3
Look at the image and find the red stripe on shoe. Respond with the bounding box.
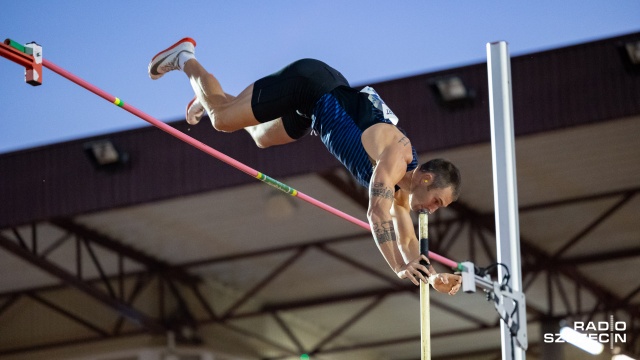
[150,37,196,62]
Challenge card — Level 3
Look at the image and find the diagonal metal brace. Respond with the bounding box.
[0,232,167,334]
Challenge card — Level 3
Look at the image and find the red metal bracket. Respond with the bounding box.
[0,38,43,86]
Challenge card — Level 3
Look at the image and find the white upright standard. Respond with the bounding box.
[486,41,526,360]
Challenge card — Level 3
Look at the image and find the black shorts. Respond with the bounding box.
[251,59,349,139]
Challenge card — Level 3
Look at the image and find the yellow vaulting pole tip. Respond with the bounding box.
[420,281,431,360]
[419,212,431,360]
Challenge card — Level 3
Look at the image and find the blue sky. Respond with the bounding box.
[0,1,638,154]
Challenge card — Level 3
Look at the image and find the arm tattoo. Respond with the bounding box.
[398,136,410,147]
[371,182,394,200]
[373,220,397,245]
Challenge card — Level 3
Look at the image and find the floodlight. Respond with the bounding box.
[624,41,640,65]
[612,355,636,360]
[620,39,640,72]
[429,75,475,109]
[83,139,129,171]
[559,326,604,355]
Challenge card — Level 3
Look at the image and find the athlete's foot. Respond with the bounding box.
[148,37,196,80]
[186,96,205,125]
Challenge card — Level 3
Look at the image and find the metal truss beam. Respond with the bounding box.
[0,179,638,358]
[0,219,500,358]
[0,232,167,334]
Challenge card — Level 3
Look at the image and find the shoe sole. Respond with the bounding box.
[186,97,205,125]
[148,37,196,80]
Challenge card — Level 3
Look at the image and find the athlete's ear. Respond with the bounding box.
[422,173,434,184]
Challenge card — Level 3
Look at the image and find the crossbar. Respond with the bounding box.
[35,56,461,269]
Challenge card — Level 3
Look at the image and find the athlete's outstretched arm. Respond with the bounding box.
[367,143,432,286]
[394,189,461,294]
[392,191,436,266]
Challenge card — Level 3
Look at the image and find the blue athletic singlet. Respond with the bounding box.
[251,59,419,189]
[311,87,419,189]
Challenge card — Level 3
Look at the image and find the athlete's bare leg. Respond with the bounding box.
[182,61,296,148]
[244,120,296,148]
[182,59,257,132]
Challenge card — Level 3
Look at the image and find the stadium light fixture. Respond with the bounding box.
[559,326,604,355]
[429,75,475,109]
[83,139,129,171]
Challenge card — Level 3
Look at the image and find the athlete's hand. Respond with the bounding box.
[430,273,462,295]
[396,255,434,286]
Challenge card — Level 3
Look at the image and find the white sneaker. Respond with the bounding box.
[186,96,205,125]
[148,37,196,80]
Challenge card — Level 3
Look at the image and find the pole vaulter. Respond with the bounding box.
[1,37,528,360]
[0,38,459,269]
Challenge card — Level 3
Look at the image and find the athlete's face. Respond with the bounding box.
[409,185,455,215]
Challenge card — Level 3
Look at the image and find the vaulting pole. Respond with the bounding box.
[487,41,526,360]
[419,212,431,360]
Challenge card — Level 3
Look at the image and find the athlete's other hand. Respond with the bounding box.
[430,273,462,295]
[397,255,434,286]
